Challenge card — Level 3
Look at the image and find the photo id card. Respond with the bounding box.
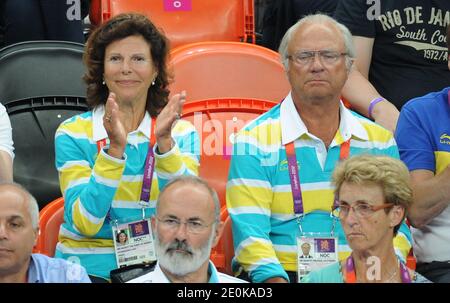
[297,236,338,282]
[112,219,156,268]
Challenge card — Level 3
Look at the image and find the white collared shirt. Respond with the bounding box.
[280,92,368,169]
[127,261,247,283]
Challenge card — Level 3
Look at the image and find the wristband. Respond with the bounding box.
[368,97,385,119]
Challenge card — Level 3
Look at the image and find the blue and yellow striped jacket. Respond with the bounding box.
[226,94,412,283]
[54,106,199,279]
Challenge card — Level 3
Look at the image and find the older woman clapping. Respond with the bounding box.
[54,13,199,282]
[302,155,429,283]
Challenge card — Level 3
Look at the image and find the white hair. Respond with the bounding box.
[156,175,221,223]
[278,13,356,71]
[0,182,39,229]
[154,225,216,276]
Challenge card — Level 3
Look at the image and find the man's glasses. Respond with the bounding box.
[288,50,348,66]
[334,202,394,219]
[156,217,215,234]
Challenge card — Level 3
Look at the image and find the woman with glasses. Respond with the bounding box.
[301,155,429,283]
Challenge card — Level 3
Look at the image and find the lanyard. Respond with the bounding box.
[97,117,156,205]
[285,139,350,215]
[345,254,412,283]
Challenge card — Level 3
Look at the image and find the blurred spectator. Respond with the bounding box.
[394,25,450,283]
[1,0,90,46]
[335,0,450,111]
[262,0,338,51]
[0,103,13,182]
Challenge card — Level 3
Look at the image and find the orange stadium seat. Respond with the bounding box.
[181,98,278,209]
[169,41,290,103]
[91,0,255,48]
[34,197,65,257]
[181,98,278,273]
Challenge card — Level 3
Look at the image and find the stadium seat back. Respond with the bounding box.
[96,0,254,48]
[169,41,290,103]
[34,197,65,257]
[181,98,278,209]
[0,41,88,208]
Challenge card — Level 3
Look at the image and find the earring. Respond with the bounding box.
[152,80,155,86]
[102,80,105,85]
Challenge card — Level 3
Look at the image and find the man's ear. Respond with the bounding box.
[33,227,39,247]
[212,221,224,248]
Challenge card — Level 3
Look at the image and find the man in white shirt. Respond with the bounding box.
[0,104,13,182]
[129,175,245,283]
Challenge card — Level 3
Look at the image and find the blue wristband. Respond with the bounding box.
[368,97,385,119]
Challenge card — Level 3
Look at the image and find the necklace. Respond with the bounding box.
[383,267,399,283]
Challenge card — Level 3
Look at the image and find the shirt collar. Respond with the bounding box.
[92,105,152,141]
[27,255,40,283]
[280,92,368,145]
[156,261,219,283]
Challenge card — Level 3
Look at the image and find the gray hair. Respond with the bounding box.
[278,14,356,71]
[156,176,221,223]
[0,182,39,229]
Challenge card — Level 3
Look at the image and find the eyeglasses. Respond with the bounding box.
[288,50,348,66]
[334,202,394,219]
[156,217,215,234]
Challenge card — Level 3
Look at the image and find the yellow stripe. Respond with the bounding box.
[236,241,277,271]
[272,190,334,214]
[393,234,411,260]
[361,121,393,143]
[114,178,159,201]
[59,166,91,193]
[58,117,93,138]
[94,153,125,180]
[181,155,199,175]
[435,151,450,174]
[227,186,272,209]
[58,235,113,248]
[72,199,104,236]
[239,122,282,146]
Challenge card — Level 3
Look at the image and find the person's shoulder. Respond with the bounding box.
[31,253,90,283]
[57,110,93,131]
[349,109,395,141]
[402,88,449,114]
[216,272,249,283]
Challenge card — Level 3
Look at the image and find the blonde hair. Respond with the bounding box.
[332,155,412,234]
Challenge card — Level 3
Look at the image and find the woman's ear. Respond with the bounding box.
[389,205,405,228]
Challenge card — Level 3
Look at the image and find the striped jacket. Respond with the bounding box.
[54,106,199,279]
[226,93,412,283]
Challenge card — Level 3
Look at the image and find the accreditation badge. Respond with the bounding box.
[297,234,338,282]
[112,218,156,268]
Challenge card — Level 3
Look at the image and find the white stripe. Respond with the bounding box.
[227,178,272,189]
[121,174,143,183]
[56,243,114,255]
[228,206,270,216]
[59,225,85,240]
[273,244,297,253]
[272,182,333,192]
[64,177,90,191]
[156,166,185,179]
[247,258,282,272]
[235,236,273,257]
[112,200,156,209]
[60,160,91,171]
[92,171,120,188]
[55,129,92,142]
[234,135,281,153]
[271,213,296,221]
[350,138,397,150]
[73,198,104,225]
